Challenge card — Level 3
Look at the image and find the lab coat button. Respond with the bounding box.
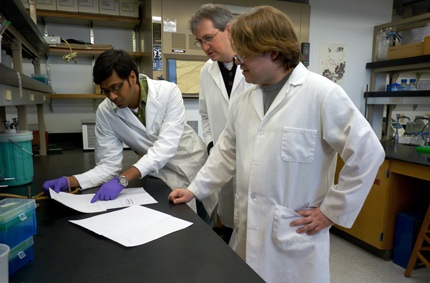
[251,194,256,199]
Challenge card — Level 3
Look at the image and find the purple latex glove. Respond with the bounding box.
[91,178,124,203]
[43,177,69,195]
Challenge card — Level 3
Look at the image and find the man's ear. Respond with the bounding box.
[271,50,280,61]
[129,70,137,84]
[225,22,231,34]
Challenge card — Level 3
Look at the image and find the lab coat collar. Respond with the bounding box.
[251,63,307,120]
[288,62,308,87]
[114,76,160,131]
[207,59,231,101]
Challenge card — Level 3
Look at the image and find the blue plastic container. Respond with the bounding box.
[393,211,423,268]
[0,198,37,249]
[0,130,33,186]
[8,236,34,276]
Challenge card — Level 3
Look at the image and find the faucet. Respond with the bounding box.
[393,114,412,144]
[394,114,400,143]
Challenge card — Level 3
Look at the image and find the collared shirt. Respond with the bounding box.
[133,77,148,126]
[218,60,237,97]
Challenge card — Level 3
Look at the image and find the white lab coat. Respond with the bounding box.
[189,63,385,283]
[199,59,251,227]
[74,76,217,214]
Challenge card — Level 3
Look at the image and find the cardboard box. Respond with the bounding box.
[387,42,423,60]
[100,0,119,16]
[423,36,430,55]
[36,0,57,10]
[78,0,99,14]
[120,0,139,18]
[57,0,78,12]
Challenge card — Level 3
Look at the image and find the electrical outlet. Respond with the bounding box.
[30,94,34,101]
[5,90,12,101]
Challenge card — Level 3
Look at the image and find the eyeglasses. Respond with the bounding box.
[100,79,126,96]
[194,30,220,48]
[233,55,247,65]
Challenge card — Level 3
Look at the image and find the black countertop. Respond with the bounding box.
[381,140,430,167]
[9,177,264,283]
[1,149,264,283]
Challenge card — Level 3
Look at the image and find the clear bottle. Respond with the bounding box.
[399,79,408,91]
[390,83,400,91]
[408,78,417,91]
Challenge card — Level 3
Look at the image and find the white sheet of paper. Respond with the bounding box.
[49,187,157,213]
[69,205,192,247]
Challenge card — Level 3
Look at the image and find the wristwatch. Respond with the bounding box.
[118,176,128,187]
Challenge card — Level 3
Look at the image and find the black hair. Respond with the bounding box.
[93,49,139,84]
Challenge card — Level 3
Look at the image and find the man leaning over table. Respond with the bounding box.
[43,49,217,220]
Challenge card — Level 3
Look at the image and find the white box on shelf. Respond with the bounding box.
[57,0,78,12]
[44,36,61,45]
[120,0,138,18]
[36,0,57,10]
[78,0,99,14]
[82,120,128,150]
[100,0,119,16]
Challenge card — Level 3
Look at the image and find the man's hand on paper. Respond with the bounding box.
[168,188,195,204]
[91,178,124,203]
[42,177,69,194]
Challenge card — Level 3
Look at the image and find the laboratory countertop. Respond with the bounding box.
[2,149,264,283]
[381,140,430,167]
[9,177,264,283]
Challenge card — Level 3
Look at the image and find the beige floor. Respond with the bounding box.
[330,233,430,283]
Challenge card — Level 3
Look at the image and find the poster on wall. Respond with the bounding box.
[318,42,346,86]
[176,60,206,94]
[153,45,162,71]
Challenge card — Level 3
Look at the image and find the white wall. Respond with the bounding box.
[308,0,393,112]
[182,0,394,137]
[8,0,395,134]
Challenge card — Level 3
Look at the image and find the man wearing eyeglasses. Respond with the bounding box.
[189,3,252,242]
[42,49,217,216]
[170,6,385,283]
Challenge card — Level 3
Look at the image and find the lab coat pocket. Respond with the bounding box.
[272,204,313,251]
[281,127,317,163]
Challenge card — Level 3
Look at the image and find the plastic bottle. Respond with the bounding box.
[390,83,400,91]
[399,79,408,91]
[408,79,417,91]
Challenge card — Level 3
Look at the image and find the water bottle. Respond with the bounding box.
[390,83,400,91]
[408,79,417,91]
[399,79,408,91]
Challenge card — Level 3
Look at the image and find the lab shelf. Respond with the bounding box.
[0,1,48,59]
[365,91,430,105]
[0,0,51,156]
[36,10,140,29]
[366,54,430,71]
[366,13,430,140]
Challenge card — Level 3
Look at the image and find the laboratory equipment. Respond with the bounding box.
[0,131,33,186]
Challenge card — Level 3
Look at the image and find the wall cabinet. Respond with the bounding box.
[366,13,430,140]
